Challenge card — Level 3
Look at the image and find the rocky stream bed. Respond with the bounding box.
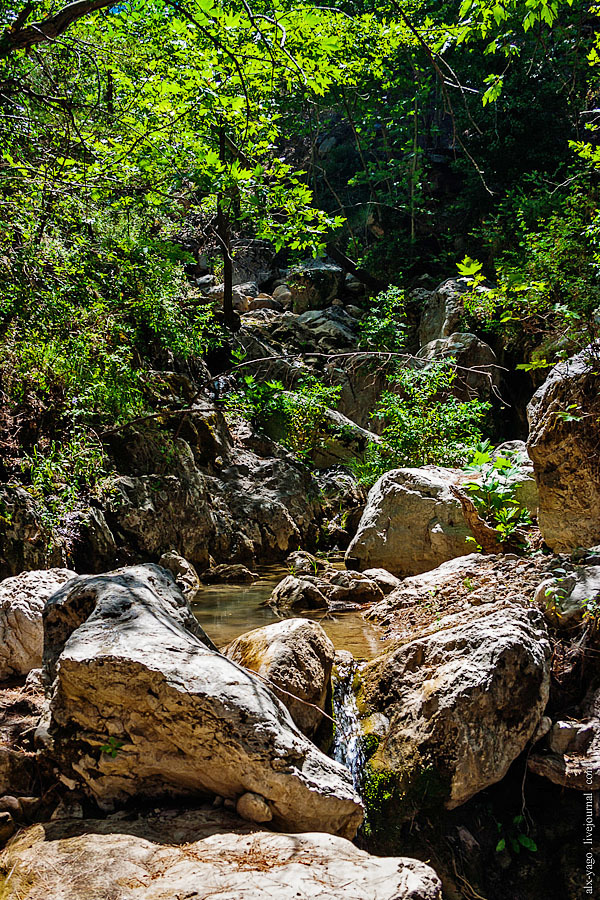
[0,274,598,900]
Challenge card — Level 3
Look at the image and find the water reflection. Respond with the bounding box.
[191,564,387,660]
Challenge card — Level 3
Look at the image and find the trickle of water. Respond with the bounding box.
[332,660,365,793]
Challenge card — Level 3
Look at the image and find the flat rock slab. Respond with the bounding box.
[42,565,362,837]
[367,553,550,636]
[0,809,442,900]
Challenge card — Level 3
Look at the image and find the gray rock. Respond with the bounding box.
[200,564,259,584]
[195,273,216,290]
[296,307,357,346]
[418,278,472,345]
[225,618,335,737]
[286,259,345,313]
[285,550,327,576]
[535,565,600,628]
[231,238,277,286]
[367,554,548,632]
[248,296,283,312]
[346,459,537,577]
[527,344,600,550]
[528,684,600,790]
[42,565,363,836]
[111,442,321,570]
[273,284,292,308]
[360,602,551,810]
[346,467,472,577]
[416,332,499,400]
[345,304,364,318]
[309,406,381,468]
[158,551,200,597]
[269,569,383,612]
[0,486,64,579]
[269,574,330,611]
[362,568,401,595]
[0,568,76,679]
[0,808,442,900]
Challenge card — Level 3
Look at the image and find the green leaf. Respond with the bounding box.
[518,834,538,852]
[457,256,483,278]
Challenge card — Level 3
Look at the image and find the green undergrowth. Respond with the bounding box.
[0,207,223,537]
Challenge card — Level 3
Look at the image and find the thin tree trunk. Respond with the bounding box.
[217,124,235,329]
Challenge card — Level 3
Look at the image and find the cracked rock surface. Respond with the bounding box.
[41,564,363,837]
[0,807,442,900]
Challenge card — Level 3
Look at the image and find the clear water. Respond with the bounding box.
[332,659,366,792]
[191,564,387,660]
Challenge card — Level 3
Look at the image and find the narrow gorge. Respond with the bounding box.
[0,1,599,898]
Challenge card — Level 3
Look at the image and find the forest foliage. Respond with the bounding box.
[1,0,599,527]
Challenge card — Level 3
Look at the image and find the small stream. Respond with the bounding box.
[191,564,386,660]
[191,564,383,791]
[332,659,365,792]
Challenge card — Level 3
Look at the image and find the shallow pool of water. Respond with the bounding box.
[191,565,388,660]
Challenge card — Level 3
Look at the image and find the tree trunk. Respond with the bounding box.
[217,125,235,330]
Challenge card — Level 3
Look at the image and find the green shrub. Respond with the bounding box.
[463,442,532,544]
[358,286,407,352]
[20,430,113,535]
[225,373,341,462]
[351,362,490,486]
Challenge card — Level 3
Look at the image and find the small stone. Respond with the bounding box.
[0,811,15,844]
[236,791,273,823]
[345,304,364,319]
[223,798,236,811]
[532,715,552,744]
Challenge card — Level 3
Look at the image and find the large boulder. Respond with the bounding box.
[346,455,537,577]
[0,808,442,900]
[286,258,345,313]
[527,345,600,551]
[225,618,335,738]
[41,565,363,837]
[367,553,549,635]
[416,332,499,400]
[0,568,76,679]
[346,467,472,577]
[359,602,551,812]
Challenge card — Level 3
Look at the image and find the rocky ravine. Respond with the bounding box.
[0,278,599,898]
